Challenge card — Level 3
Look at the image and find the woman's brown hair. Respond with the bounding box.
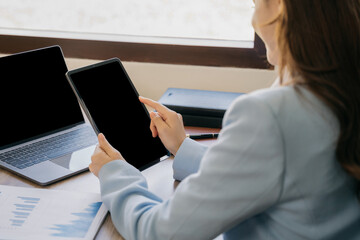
[277,0,360,196]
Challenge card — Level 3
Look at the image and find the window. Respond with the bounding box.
[0,0,269,68]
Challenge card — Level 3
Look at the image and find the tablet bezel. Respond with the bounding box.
[65,58,169,170]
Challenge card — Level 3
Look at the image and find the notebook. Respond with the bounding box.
[0,46,98,185]
[66,58,169,170]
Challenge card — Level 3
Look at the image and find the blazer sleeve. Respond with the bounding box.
[172,137,208,181]
[98,94,285,240]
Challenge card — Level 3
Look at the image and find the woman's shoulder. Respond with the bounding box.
[245,85,299,108]
[222,86,297,128]
[231,85,328,118]
[228,86,300,116]
[226,85,336,133]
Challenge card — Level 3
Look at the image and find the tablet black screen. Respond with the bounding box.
[67,59,168,169]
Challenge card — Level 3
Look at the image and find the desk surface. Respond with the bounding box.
[0,126,220,239]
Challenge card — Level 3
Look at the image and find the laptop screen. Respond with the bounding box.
[0,46,84,149]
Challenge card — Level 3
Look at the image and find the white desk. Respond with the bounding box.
[0,126,219,239]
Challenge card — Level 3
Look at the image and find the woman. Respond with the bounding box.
[90,0,360,239]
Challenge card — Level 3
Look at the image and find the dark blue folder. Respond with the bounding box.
[159,88,244,128]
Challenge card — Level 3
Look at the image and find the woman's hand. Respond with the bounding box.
[139,96,186,155]
[90,133,124,177]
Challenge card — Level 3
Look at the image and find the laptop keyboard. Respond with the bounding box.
[0,126,98,169]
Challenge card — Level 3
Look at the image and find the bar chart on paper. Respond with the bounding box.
[0,185,107,240]
[11,196,40,227]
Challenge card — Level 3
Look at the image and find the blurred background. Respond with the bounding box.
[0,0,254,42]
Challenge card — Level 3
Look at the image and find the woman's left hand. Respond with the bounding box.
[90,133,124,177]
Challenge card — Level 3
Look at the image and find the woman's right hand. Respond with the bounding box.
[139,96,186,156]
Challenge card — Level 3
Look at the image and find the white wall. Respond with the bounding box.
[65,58,278,100]
[0,52,277,99]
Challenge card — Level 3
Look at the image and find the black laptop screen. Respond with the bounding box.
[0,46,84,149]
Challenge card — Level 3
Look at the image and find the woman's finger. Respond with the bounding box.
[139,96,171,117]
[93,144,102,155]
[149,112,158,137]
[98,133,117,156]
[150,111,168,134]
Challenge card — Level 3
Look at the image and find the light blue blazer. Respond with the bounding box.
[98,85,360,240]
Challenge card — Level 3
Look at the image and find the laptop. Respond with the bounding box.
[0,46,98,185]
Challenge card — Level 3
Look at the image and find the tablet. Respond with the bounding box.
[66,58,169,170]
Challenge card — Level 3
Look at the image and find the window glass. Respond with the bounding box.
[0,0,254,42]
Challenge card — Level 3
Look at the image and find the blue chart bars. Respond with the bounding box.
[0,185,107,240]
[50,202,102,237]
[11,196,40,227]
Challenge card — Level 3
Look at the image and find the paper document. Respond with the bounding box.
[0,185,107,240]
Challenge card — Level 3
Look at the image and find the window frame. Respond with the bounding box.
[0,30,270,68]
